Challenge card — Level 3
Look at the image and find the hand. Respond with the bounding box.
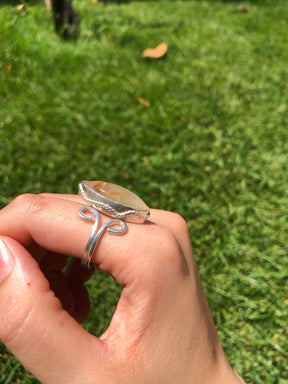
[0,194,244,384]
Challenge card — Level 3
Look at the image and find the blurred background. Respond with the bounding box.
[0,0,287,382]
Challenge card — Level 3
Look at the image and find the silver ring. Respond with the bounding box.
[79,206,127,268]
[78,181,150,224]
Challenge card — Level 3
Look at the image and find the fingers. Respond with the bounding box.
[0,194,197,301]
[0,193,194,320]
[40,193,194,266]
[0,194,88,254]
[0,195,241,384]
[0,194,176,277]
[0,236,101,384]
[0,193,194,319]
[41,193,193,252]
[0,194,201,382]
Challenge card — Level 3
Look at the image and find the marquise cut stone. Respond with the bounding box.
[79,181,150,223]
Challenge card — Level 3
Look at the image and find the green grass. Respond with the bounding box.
[1,0,288,382]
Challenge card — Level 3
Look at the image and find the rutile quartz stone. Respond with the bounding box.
[79,181,150,223]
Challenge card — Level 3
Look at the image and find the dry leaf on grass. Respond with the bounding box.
[16,4,25,10]
[136,97,150,107]
[236,7,251,13]
[142,43,168,59]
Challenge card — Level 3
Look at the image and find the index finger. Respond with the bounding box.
[0,193,193,281]
[0,194,129,259]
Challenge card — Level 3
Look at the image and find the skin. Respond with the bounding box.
[0,193,245,384]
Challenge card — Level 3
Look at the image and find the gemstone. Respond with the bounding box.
[78,181,150,223]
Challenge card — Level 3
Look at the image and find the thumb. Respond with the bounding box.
[0,236,102,384]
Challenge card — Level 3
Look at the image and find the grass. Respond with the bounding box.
[0,0,288,382]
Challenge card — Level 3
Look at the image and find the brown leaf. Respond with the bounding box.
[6,64,12,72]
[236,7,251,13]
[136,97,150,107]
[142,43,168,59]
[16,4,25,10]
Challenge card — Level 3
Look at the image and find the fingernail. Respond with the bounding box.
[0,238,14,283]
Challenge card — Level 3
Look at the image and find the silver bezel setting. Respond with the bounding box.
[78,181,150,224]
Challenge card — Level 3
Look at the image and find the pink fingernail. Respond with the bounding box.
[0,238,14,283]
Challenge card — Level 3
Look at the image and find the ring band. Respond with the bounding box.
[78,181,148,267]
[79,206,127,268]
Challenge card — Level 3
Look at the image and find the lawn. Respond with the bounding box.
[0,0,288,383]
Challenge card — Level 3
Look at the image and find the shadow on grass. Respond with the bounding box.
[0,0,270,5]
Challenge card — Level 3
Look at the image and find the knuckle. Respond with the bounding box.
[148,215,190,277]
[151,225,181,265]
[10,193,46,217]
[170,212,189,234]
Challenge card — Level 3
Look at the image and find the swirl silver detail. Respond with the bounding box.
[79,206,127,268]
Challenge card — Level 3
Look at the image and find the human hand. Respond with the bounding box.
[0,193,244,383]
